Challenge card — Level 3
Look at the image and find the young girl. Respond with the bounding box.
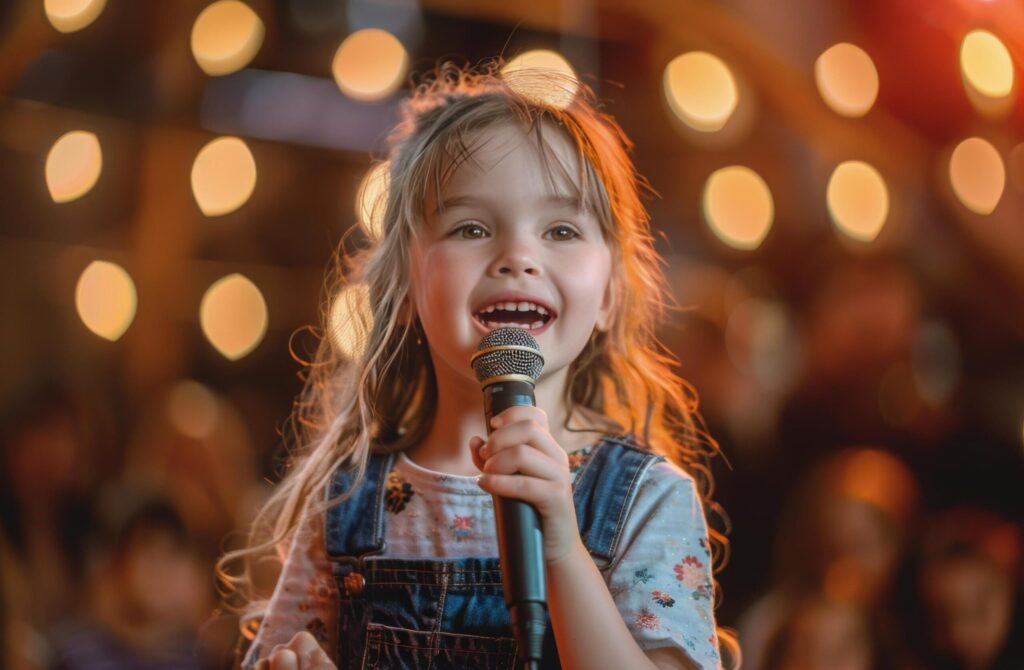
[222,61,736,670]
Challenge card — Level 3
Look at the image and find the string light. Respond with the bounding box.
[200,273,268,360]
[191,1,265,76]
[703,166,774,250]
[46,131,102,203]
[75,260,136,341]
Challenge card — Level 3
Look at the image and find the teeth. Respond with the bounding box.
[480,300,551,314]
[530,321,544,329]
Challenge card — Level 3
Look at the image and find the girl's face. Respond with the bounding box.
[410,121,615,386]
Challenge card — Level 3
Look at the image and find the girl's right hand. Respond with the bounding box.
[254,631,336,670]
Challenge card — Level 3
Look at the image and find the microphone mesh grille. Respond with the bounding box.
[471,327,544,383]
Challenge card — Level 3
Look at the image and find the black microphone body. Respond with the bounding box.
[482,380,547,666]
[471,327,548,669]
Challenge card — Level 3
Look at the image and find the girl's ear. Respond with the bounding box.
[595,276,617,332]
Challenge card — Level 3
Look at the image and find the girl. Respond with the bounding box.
[221,61,736,670]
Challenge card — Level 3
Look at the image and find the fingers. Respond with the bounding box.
[481,413,567,466]
[267,646,298,670]
[490,405,548,431]
[481,444,568,484]
[261,632,335,670]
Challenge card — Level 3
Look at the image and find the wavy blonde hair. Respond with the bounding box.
[217,59,738,666]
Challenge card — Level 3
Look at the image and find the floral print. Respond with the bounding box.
[633,567,653,585]
[634,607,661,630]
[298,572,335,613]
[385,469,414,514]
[673,555,706,589]
[568,447,593,474]
[450,514,476,541]
[651,590,676,607]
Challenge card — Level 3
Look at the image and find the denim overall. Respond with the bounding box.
[324,434,663,670]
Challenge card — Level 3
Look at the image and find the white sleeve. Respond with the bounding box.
[241,514,339,667]
[604,460,722,670]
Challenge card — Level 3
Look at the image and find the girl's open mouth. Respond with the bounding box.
[472,301,556,335]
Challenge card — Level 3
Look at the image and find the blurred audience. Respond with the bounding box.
[908,507,1023,670]
[49,486,216,670]
[762,596,893,670]
[0,379,104,650]
[739,447,921,670]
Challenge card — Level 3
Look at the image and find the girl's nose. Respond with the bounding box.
[489,240,541,277]
[489,247,544,276]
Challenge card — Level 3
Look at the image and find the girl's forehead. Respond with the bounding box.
[427,121,585,212]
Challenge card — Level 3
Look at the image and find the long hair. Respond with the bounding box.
[217,59,737,665]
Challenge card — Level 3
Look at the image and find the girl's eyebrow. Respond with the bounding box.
[434,193,584,215]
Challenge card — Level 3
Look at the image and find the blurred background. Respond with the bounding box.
[1,0,1023,668]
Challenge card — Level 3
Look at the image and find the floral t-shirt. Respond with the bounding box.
[243,447,722,669]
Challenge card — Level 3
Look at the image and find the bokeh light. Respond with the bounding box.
[960,29,1015,100]
[44,0,107,33]
[357,162,390,240]
[702,166,774,250]
[725,298,799,393]
[501,50,579,109]
[191,136,257,216]
[166,380,220,439]
[190,1,265,76]
[949,137,1005,215]
[75,260,136,341]
[199,274,268,360]
[827,161,889,242]
[329,283,372,361]
[331,29,408,102]
[814,43,879,117]
[46,130,102,203]
[663,52,739,132]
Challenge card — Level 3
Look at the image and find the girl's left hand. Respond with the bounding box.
[470,405,582,566]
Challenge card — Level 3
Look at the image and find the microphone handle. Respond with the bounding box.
[482,380,547,665]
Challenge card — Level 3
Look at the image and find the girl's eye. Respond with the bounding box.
[547,224,580,241]
[451,223,487,239]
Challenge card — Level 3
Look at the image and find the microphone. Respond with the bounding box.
[470,327,547,669]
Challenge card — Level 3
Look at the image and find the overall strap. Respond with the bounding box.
[572,435,664,564]
[324,451,395,559]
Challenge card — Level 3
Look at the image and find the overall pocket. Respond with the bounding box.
[361,622,518,670]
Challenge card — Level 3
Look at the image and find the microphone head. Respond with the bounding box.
[470,327,544,387]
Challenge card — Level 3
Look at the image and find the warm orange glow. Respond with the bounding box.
[501,50,579,109]
[814,43,879,117]
[949,137,1005,215]
[827,161,889,242]
[663,52,738,132]
[191,136,257,216]
[702,166,773,250]
[191,1,265,76]
[357,162,390,240]
[332,29,408,102]
[75,260,136,341]
[46,131,102,203]
[45,0,107,33]
[329,283,372,360]
[200,274,268,360]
